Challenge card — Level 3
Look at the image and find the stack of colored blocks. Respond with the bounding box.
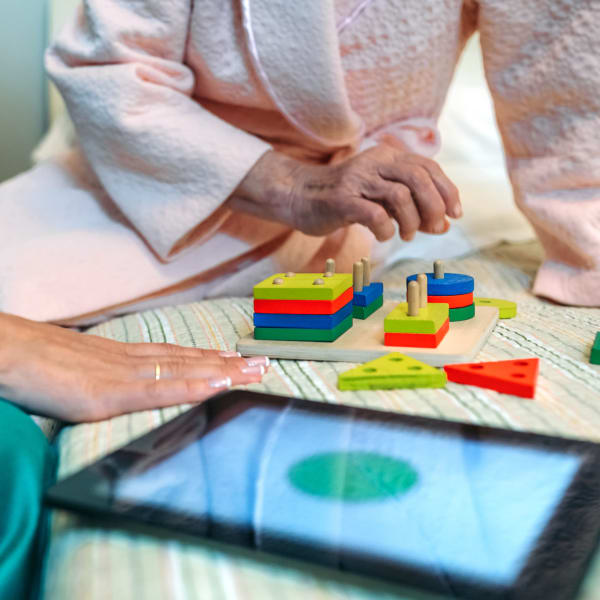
[253,271,354,341]
[384,275,450,348]
[407,261,475,322]
[352,257,383,319]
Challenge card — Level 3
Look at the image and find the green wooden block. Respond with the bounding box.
[449,303,475,322]
[253,273,352,301]
[591,332,600,365]
[352,295,383,320]
[474,297,516,319]
[254,315,352,341]
[338,352,447,390]
[384,302,448,334]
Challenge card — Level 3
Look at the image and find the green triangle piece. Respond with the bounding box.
[338,352,447,391]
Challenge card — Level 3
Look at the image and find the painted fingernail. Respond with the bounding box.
[209,376,232,389]
[245,356,270,368]
[241,365,265,375]
[219,351,241,357]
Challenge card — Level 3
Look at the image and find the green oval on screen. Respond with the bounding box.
[288,451,418,502]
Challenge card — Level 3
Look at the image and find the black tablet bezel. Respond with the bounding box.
[45,390,600,600]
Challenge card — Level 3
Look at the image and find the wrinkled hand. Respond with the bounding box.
[229,144,461,242]
[0,313,268,422]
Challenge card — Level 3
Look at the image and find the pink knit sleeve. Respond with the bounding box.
[46,0,271,261]
[478,1,600,306]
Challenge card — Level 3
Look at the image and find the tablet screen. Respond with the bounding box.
[113,402,579,586]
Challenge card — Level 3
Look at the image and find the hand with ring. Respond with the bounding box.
[0,312,269,422]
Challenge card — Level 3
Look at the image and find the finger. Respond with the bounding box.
[120,342,242,359]
[365,182,420,242]
[100,377,234,418]
[347,198,395,242]
[405,155,462,219]
[80,334,236,358]
[379,163,446,234]
[134,359,267,385]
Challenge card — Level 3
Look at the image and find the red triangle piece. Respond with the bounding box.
[444,358,539,398]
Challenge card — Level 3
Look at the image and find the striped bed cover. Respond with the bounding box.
[43,241,600,600]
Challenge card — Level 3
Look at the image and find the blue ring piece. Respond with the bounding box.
[353,282,384,307]
[406,272,474,296]
[253,301,353,329]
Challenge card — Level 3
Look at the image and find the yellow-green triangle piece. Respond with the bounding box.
[474,297,516,319]
[338,352,447,391]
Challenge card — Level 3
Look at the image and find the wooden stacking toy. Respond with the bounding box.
[253,259,353,341]
[407,259,475,322]
[384,275,449,348]
[352,257,384,319]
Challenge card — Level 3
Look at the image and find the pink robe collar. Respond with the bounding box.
[240,0,440,156]
[240,0,364,148]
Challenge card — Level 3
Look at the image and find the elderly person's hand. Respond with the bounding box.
[229,144,461,242]
[0,312,268,422]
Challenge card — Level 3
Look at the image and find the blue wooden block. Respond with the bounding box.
[353,282,384,307]
[406,272,474,296]
[253,301,352,329]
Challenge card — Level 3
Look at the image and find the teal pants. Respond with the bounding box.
[0,401,57,599]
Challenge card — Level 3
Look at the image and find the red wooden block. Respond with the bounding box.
[428,292,473,309]
[444,358,539,398]
[254,287,353,315]
[384,319,449,348]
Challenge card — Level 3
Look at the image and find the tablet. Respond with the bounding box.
[45,391,600,600]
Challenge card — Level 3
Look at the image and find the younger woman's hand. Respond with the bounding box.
[0,313,269,422]
[229,145,461,242]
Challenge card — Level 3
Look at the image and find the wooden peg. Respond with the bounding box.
[407,280,420,316]
[313,278,324,285]
[353,261,364,292]
[273,277,284,285]
[325,258,336,275]
[361,257,371,287]
[417,273,428,308]
[285,271,295,277]
[433,259,444,279]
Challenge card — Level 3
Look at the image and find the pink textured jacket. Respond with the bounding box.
[34,0,600,321]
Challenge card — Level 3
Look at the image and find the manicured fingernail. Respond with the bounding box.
[209,376,232,389]
[245,356,270,367]
[242,365,265,375]
[219,351,241,357]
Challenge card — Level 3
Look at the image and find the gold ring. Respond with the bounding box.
[155,362,161,381]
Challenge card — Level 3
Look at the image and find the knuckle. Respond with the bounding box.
[392,186,412,206]
[410,166,430,186]
[368,206,389,229]
[419,156,440,171]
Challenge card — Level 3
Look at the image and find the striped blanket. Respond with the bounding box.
[43,241,600,600]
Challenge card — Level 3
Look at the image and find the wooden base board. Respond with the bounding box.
[237,302,499,366]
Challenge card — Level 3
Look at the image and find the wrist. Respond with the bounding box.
[227,150,303,225]
[0,313,16,384]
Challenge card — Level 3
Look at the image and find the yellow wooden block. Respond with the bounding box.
[253,273,352,300]
[384,302,449,334]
